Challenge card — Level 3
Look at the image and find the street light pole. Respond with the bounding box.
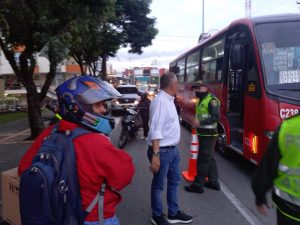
[202,0,205,33]
[296,0,300,11]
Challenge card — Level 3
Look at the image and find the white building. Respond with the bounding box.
[0,50,83,109]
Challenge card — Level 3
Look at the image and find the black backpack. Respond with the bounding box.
[19,125,106,225]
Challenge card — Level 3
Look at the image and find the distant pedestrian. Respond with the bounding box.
[147,72,193,225]
[252,114,300,225]
[185,82,221,194]
[137,92,151,138]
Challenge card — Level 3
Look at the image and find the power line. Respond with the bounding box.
[158,35,198,38]
[154,39,197,43]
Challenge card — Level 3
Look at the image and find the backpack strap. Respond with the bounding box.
[52,123,107,224]
[68,127,91,140]
[85,183,121,225]
[51,122,91,140]
[85,183,106,225]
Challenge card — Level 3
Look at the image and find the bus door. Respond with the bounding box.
[224,26,263,159]
[224,28,250,153]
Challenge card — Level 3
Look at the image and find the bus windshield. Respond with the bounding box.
[256,21,300,100]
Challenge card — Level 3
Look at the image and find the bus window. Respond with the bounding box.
[169,15,300,165]
[246,44,261,99]
[228,42,245,113]
[186,51,200,82]
[201,38,224,82]
[256,21,300,102]
[177,58,185,82]
[224,29,250,114]
[170,65,179,74]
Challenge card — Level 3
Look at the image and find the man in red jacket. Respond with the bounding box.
[18,75,135,225]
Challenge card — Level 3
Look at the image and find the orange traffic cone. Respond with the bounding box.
[182,128,198,182]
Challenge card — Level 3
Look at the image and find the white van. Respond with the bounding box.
[110,85,140,114]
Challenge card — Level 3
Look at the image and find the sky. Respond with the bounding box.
[108,0,300,73]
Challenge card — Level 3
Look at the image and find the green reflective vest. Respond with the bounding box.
[274,114,300,207]
[195,94,220,133]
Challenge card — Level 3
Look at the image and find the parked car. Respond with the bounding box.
[137,85,149,94]
[0,97,19,113]
[111,85,140,115]
[0,101,7,113]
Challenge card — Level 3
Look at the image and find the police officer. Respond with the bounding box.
[185,82,221,193]
[252,113,300,225]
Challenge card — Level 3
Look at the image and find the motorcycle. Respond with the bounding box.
[118,106,143,148]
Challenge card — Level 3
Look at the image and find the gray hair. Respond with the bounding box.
[160,72,177,90]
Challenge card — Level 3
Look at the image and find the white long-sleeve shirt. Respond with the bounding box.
[147,90,180,147]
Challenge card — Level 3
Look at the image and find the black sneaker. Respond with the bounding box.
[184,184,204,193]
[204,182,221,191]
[151,214,169,225]
[168,210,193,224]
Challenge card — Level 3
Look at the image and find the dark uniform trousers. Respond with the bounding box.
[193,135,219,187]
[141,115,149,138]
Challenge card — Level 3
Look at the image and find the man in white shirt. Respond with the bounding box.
[147,72,193,225]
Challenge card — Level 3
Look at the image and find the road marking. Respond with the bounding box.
[0,119,121,144]
[220,180,263,225]
[0,133,18,136]
[0,128,30,143]
[0,141,33,145]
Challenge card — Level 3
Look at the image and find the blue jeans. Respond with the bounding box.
[147,146,181,217]
[84,215,120,225]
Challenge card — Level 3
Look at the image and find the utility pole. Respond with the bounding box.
[202,0,205,33]
[245,0,252,18]
[297,0,300,9]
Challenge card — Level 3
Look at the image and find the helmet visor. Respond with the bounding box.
[77,80,121,104]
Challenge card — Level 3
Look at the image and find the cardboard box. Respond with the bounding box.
[1,167,21,225]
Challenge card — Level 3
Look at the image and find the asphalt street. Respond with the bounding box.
[0,115,277,225]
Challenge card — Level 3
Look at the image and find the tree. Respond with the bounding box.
[66,0,158,80]
[0,0,112,139]
[100,0,158,78]
[0,0,157,138]
[63,0,115,77]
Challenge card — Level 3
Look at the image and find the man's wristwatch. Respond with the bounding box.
[152,151,160,157]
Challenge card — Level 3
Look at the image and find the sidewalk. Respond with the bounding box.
[0,115,124,224]
[0,116,45,224]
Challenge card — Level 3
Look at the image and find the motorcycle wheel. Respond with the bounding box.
[118,128,129,148]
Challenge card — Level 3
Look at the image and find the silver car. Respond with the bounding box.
[110,85,140,114]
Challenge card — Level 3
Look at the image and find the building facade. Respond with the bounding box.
[122,66,168,88]
[0,49,116,111]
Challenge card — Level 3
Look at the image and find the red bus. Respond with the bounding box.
[170,14,300,164]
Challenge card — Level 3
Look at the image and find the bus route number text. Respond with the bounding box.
[280,108,299,119]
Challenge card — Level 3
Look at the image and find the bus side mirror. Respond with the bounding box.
[231,44,243,70]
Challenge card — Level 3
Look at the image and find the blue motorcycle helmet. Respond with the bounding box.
[55,75,121,134]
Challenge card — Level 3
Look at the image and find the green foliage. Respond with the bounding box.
[0,112,27,125]
[0,0,157,137]
[66,0,158,77]
[116,0,158,54]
